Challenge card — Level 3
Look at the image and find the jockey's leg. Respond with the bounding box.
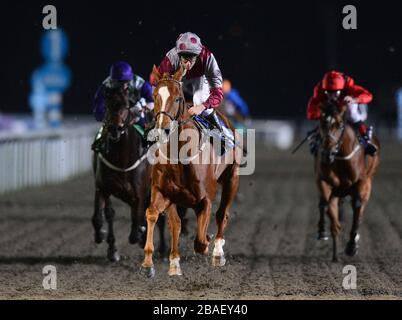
[353,121,378,156]
[204,109,223,132]
[308,126,320,157]
[91,125,106,152]
[348,103,377,156]
[203,109,234,154]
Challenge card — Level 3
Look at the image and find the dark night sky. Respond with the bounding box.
[1,0,402,121]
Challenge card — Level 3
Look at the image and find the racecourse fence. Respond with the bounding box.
[0,122,99,194]
[1,117,397,194]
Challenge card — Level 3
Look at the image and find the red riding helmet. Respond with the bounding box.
[322,71,346,91]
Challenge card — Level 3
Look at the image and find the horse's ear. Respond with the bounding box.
[173,65,186,81]
[151,65,162,83]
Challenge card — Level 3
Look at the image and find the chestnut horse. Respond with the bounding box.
[315,103,380,262]
[140,66,240,277]
[92,85,167,261]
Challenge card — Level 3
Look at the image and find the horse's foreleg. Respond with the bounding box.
[104,198,120,262]
[92,188,106,244]
[128,197,141,245]
[194,198,212,255]
[318,197,329,241]
[157,213,168,260]
[346,180,371,256]
[141,189,169,278]
[327,196,341,262]
[177,206,189,236]
[213,168,239,267]
[317,180,331,241]
[166,205,182,276]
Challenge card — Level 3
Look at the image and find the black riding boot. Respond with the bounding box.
[205,111,227,155]
[353,122,378,156]
[91,126,106,153]
[205,111,223,132]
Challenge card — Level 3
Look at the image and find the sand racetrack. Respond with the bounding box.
[0,140,401,299]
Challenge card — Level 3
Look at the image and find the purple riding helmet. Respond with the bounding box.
[110,61,134,81]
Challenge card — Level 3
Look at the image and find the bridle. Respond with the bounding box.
[151,77,208,161]
[104,89,134,143]
[320,110,346,163]
[97,89,147,172]
[155,78,188,126]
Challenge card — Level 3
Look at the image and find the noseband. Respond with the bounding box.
[153,78,195,131]
[320,113,346,163]
[105,99,133,142]
[154,78,186,126]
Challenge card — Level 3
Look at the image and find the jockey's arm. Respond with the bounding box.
[203,54,224,109]
[140,81,154,110]
[306,82,323,120]
[93,85,106,122]
[346,84,373,104]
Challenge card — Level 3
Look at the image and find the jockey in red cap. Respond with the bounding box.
[307,71,378,156]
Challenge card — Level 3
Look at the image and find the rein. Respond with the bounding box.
[320,115,361,162]
[153,78,195,130]
[152,77,208,161]
[98,151,148,172]
[98,95,148,172]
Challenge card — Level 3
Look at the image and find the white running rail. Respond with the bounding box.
[0,123,99,194]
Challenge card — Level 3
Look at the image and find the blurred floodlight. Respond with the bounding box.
[252,120,295,150]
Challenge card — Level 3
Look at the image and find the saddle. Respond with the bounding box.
[192,114,235,156]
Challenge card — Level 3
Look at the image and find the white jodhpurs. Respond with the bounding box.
[347,103,368,123]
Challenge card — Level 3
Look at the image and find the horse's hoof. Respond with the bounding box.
[140,265,155,278]
[168,266,183,276]
[128,232,139,245]
[345,243,359,257]
[107,249,120,262]
[317,232,329,241]
[212,255,226,267]
[194,241,209,255]
[94,230,106,244]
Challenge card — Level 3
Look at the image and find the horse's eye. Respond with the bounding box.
[175,97,181,103]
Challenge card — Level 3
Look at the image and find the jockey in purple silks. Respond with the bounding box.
[92,61,154,151]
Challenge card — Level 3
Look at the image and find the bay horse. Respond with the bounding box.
[140,65,240,277]
[92,85,168,262]
[315,103,380,262]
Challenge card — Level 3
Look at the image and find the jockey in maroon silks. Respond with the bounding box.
[307,71,378,156]
[92,61,154,151]
[151,32,226,134]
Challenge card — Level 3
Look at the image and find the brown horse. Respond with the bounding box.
[92,85,168,261]
[140,66,240,277]
[315,103,380,262]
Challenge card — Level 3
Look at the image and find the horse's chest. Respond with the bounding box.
[154,170,203,206]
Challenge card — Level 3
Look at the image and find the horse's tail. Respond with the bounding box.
[366,135,380,179]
